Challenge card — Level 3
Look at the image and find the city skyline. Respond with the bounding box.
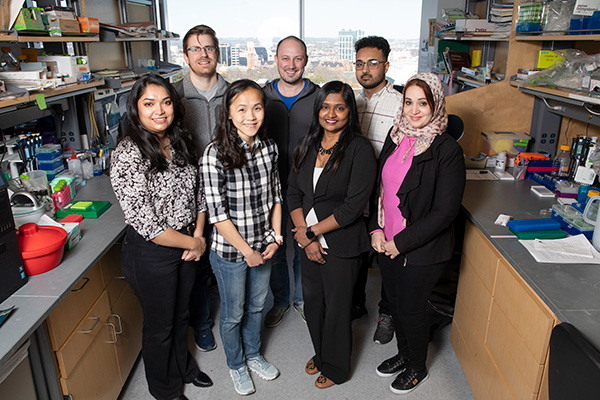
[167,0,422,48]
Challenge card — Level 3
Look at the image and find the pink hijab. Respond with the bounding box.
[389,72,448,156]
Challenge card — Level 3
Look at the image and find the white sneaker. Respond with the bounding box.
[230,365,255,395]
[247,355,280,381]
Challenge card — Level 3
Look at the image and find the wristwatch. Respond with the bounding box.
[306,226,316,240]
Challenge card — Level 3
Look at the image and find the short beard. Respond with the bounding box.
[359,75,385,90]
[279,72,303,86]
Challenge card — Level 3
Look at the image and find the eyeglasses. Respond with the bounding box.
[354,60,386,70]
[186,46,217,55]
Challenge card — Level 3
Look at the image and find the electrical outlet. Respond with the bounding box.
[94,88,115,101]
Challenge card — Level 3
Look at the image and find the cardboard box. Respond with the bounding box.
[537,50,564,69]
[59,18,80,33]
[77,17,99,33]
[455,19,501,32]
[45,9,76,20]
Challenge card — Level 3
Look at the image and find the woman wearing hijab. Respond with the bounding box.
[369,72,465,395]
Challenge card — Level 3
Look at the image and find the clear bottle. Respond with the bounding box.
[552,144,571,178]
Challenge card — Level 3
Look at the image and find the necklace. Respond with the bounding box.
[401,138,417,163]
[318,141,339,156]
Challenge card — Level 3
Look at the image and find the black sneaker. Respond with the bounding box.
[264,305,289,327]
[390,367,428,394]
[376,354,408,377]
[373,313,394,344]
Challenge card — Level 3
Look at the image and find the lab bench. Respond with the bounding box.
[455,178,600,399]
[0,175,133,399]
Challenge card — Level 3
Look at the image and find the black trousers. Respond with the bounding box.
[121,226,200,400]
[378,254,446,372]
[352,217,392,315]
[301,251,360,384]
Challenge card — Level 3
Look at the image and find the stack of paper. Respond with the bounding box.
[490,3,514,23]
[520,234,600,264]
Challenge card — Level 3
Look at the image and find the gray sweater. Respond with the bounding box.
[174,73,229,156]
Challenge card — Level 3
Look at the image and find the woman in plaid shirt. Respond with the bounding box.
[200,79,283,396]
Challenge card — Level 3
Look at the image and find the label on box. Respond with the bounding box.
[574,0,600,16]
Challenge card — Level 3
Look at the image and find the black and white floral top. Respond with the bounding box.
[111,136,206,241]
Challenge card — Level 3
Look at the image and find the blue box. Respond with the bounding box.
[37,157,63,171]
[36,144,61,161]
[46,166,65,181]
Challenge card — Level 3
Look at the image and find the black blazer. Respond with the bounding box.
[288,134,376,258]
[369,132,466,265]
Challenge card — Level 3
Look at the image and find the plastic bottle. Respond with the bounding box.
[552,145,571,178]
[495,151,507,172]
[67,152,82,177]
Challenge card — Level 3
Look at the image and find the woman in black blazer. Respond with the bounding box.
[287,81,376,389]
[369,73,465,395]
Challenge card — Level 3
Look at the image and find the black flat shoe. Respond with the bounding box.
[175,395,189,400]
[189,371,213,387]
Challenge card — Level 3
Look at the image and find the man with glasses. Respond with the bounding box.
[174,24,229,354]
[263,36,319,328]
[352,35,402,345]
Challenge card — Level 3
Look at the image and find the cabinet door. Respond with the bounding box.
[55,291,111,378]
[111,285,143,383]
[47,263,104,350]
[59,323,122,400]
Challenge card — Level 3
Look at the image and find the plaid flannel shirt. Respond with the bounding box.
[200,136,282,262]
[356,80,403,157]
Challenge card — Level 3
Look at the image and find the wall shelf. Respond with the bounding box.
[515,33,600,41]
[0,33,100,43]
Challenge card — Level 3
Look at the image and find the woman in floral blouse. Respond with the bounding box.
[111,75,212,400]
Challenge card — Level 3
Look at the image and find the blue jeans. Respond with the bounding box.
[210,250,272,370]
[270,195,302,307]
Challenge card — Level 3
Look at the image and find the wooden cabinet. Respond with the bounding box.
[451,220,559,399]
[46,243,142,400]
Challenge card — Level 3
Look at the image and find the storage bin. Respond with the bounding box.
[36,144,61,161]
[37,157,63,171]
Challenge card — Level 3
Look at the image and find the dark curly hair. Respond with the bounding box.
[354,36,391,60]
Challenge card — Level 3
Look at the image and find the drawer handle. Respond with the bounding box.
[110,314,123,334]
[105,323,118,343]
[78,316,100,334]
[71,277,90,293]
[116,275,126,280]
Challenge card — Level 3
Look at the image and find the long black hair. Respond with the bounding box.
[125,74,196,173]
[293,81,360,174]
[214,79,266,170]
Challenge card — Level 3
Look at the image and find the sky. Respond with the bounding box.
[166,0,422,45]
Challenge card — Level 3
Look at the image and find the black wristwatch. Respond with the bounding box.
[306,226,316,240]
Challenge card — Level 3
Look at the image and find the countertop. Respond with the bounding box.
[0,175,126,366]
[462,178,600,349]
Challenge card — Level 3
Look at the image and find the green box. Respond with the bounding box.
[13,8,45,31]
[55,200,111,219]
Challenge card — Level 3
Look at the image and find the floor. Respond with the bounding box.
[118,266,474,400]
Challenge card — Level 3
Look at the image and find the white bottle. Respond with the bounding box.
[495,151,507,172]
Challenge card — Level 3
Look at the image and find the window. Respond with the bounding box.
[166,0,420,87]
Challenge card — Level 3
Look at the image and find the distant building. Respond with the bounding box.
[220,43,231,66]
[255,46,268,63]
[231,44,240,66]
[338,29,364,62]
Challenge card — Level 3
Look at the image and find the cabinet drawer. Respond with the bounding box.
[46,263,104,350]
[111,285,143,382]
[494,260,555,363]
[59,322,122,400]
[457,256,493,341]
[462,220,499,294]
[488,299,544,395]
[56,291,111,378]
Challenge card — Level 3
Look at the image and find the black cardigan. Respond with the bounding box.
[287,134,376,259]
[369,132,466,265]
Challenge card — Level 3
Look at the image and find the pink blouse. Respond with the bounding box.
[380,136,416,241]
